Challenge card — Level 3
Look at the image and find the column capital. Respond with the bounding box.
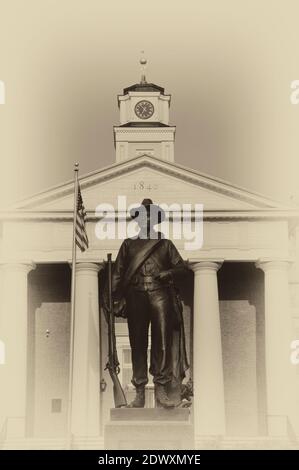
[68,261,104,273]
[255,259,292,273]
[0,260,36,274]
[190,260,223,273]
[76,262,102,274]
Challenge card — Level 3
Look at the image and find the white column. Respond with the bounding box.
[192,261,226,438]
[0,261,35,437]
[256,259,296,436]
[71,262,102,437]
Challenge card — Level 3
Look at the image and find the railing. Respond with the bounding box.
[0,416,25,448]
[0,417,8,448]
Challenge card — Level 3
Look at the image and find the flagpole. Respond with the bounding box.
[66,162,79,449]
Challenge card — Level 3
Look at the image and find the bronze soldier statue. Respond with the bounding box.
[107,198,189,409]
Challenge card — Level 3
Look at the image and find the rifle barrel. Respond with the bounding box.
[106,253,127,408]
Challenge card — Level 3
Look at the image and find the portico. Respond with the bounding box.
[0,74,299,449]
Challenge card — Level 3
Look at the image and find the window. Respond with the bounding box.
[51,399,62,413]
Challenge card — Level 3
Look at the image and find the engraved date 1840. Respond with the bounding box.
[133,181,158,191]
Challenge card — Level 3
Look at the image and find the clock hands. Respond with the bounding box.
[140,104,148,116]
[135,100,154,119]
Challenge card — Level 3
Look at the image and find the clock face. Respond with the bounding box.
[134,100,154,119]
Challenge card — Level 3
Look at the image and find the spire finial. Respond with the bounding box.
[139,51,147,84]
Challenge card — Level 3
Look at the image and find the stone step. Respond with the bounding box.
[1,438,66,450]
[1,437,105,450]
[194,436,299,450]
[72,437,105,450]
[111,407,190,421]
[2,434,298,450]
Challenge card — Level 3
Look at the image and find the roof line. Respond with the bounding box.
[7,154,296,210]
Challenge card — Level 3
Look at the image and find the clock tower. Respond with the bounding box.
[114,57,176,163]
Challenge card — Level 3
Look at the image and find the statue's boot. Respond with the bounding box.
[155,384,176,408]
[127,385,145,408]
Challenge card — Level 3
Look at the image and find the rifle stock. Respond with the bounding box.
[105,253,127,408]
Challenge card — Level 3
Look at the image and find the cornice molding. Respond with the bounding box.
[1,210,299,222]
[6,155,297,213]
[113,127,176,133]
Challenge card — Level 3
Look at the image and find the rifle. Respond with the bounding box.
[104,253,127,408]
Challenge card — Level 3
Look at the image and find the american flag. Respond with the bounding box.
[75,183,89,252]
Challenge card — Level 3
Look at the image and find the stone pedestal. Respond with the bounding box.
[110,407,189,421]
[104,408,193,450]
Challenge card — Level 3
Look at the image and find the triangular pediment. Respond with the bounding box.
[9,155,294,214]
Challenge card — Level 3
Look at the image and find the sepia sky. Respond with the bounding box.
[0,0,299,208]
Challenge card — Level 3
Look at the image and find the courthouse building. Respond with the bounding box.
[1,72,299,449]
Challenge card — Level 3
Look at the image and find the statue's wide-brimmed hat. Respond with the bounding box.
[129,198,165,223]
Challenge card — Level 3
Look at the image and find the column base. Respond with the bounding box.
[267,415,288,437]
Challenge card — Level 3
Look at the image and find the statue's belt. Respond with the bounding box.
[129,274,170,291]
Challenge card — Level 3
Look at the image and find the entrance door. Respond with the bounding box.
[27,264,71,437]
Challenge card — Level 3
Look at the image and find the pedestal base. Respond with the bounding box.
[105,408,193,450]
